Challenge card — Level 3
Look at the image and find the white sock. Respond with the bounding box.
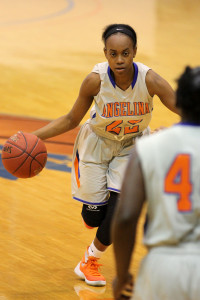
[88,241,103,258]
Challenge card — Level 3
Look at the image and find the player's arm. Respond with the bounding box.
[146,69,180,115]
[32,72,101,140]
[111,148,146,300]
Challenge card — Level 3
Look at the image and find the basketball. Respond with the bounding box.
[1,131,47,178]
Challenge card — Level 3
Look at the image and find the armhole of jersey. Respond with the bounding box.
[91,63,100,74]
[90,72,101,99]
[136,63,152,99]
[145,68,153,99]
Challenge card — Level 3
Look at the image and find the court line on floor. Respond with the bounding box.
[0,0,74,27]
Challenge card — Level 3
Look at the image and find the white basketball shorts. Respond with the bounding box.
[71,121,136,205]
[133,246,200,300]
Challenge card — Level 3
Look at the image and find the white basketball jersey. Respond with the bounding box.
[89,62,153,142]
[136,124,200,248]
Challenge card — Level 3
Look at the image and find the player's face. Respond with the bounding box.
[104,33,137,76]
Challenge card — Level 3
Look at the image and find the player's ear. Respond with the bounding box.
[133,46,137,58]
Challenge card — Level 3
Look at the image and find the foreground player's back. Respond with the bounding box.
[136,124,200,248]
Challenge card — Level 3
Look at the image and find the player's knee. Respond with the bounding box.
[81,204,107,228]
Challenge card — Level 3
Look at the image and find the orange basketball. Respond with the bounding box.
[1,131,47,178]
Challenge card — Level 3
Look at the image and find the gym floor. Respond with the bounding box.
[0,0,199,299]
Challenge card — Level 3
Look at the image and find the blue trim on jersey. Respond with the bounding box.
[73,197,108,206]
[132,63,138,88]
[176,122,200,127]
[108,187,120,193]
[107,66,116,87]
[107,63,138,89]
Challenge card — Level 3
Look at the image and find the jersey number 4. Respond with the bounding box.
[164,154,192,212]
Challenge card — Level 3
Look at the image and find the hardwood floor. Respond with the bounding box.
[0,0,199,298]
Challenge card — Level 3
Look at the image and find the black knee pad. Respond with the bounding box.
[81,204,107,228]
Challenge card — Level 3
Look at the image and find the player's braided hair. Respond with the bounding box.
[102,24,137,47]
[176,66,200,123]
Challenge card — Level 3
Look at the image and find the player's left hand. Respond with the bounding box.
[112,273,134,300]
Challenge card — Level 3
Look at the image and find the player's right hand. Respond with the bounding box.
[112,273,134,300]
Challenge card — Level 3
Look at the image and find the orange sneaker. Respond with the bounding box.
[74,247,106,286]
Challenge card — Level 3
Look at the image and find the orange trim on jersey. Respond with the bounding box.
[74,150,80,188]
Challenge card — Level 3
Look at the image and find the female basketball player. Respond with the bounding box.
[32,23,179,286]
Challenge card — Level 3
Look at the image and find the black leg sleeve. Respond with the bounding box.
[96,191,118,246]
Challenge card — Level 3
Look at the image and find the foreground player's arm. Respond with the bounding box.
[146,69,180,115]
[32,72,100,140]
[111,148,145,300]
